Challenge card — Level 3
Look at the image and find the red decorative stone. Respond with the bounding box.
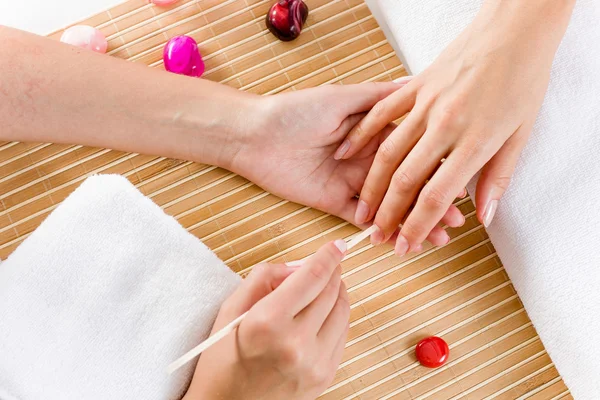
[415,336,450,368]
[266,0,309,41]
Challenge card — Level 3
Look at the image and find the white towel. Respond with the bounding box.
[367,0,600,398]
[0,175,241,400]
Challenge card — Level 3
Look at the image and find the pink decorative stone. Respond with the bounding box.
[148,0,179,6]
[163,36,205,77]
[60,25,108,54]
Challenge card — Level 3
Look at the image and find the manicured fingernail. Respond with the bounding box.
[285,260,303,268]
[458,214,466,227]
[371,226,385,246]
[441,231,450,246]
[459,188,467,198]
[394,235,409,256]
[334,139,350,160]
[483,200,498,228]
[355,200,370,224]
[409,242,423,253]
[334,239,347,254]
[393,75,413,84]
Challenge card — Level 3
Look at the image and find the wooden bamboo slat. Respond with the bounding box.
[0,0,571,398]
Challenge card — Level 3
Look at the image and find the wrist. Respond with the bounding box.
[175,80,263,172]
[477,0,575,40]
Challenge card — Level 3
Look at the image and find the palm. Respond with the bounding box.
[237,85,394,224]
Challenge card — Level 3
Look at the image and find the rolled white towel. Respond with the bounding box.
[0,175,241,400]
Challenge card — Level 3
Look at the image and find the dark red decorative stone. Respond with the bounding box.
[266,0,309,41]
[415,336,450,368]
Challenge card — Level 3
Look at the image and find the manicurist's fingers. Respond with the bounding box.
[318,281,350,351]
[296,265,342,333]
[214,263,293,331]
[325,80,411,120]
[266,240,346,316]
[334,80,417,161]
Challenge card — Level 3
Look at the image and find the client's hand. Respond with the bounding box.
[330,1,574,255]
[233,83,465,246]
[184,240,349,400]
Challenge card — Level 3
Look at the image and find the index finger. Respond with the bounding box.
[265,240,347,316]
[335,80,417,161]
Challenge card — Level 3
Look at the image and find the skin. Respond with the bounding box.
[0,26,462,244]
[334,0,576,256]
[185,240,349,400]
[0,26,462,397]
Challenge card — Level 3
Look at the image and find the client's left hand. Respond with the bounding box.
[233,82,465,246]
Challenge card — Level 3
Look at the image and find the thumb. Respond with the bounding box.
[213,264,294,331]
[476,125,530,227]
[333,78,412,116]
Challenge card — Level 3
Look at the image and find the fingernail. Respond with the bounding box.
[441,231,450,246]
[394,235,409,256]
[334,239,347,254]
[285,260,303,268]
[393,75,413,84]
[355,200,370,224]
[412,243,423,252]
[334,139,350,160]
[459,214,466,227]
[483,200,498,228]
[459,188,467,198]
[371,226,385,246]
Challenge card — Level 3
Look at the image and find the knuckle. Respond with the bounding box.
[307,364,329,386]
[351,122,367,140]
[391,170,417,193]
[308,261,330,282]
[249,263,269,277]
[434,100,466,131]
[402,219,426,240]
[247,310,278,337]
[279,341,304,368]
[378,138,398,165]
[370,100,388,120]
[420,184,449,210]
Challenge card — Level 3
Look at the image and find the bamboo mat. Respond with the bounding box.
[0,0,572,398]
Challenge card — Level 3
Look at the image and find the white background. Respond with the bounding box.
[0,0,124,34]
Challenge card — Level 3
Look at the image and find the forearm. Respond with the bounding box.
[474,0,575,60]
[0,26,259,171]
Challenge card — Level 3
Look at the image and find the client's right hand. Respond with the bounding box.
[184,240,349,400]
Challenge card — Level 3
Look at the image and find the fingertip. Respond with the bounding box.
[333,239,347,254]
[393,75,413,85]
[370,225,385,246]
[334,139,350,160]
[355,200,370,225]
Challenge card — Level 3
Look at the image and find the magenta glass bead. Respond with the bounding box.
[163,36,205,77]
[266,0,309,41]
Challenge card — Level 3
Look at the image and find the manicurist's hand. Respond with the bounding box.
[233,82,465,247]
[184,240,349,400]
[332,0,575,255]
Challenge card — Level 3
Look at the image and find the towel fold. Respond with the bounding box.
[0,175,241,400]
[368,0,600,397]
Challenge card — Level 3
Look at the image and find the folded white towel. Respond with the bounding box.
[0,175,241,400]
[368,0,600,398]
